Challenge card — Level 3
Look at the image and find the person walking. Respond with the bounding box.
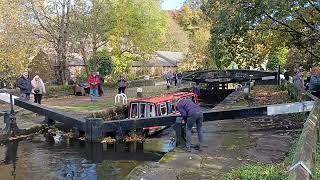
[96,72,104,96]
[165,71,171,84]
[173,97,203,152]
[118,75,128,94]
[17,72,32,100]
[31,75,46,104]
[173,73,178,86]
[293,66,305,89]
[177,72,182,87]
[88,72,100,102]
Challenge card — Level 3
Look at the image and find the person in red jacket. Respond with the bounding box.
[88,72,100,102]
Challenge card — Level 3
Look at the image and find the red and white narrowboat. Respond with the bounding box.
[128,92,198,134]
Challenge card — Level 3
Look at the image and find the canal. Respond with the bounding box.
[0,136,176,180]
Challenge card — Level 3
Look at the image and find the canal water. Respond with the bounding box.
[0,136,175,180]
[0,91,230,180]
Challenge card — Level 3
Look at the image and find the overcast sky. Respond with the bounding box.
[161,0,186,10]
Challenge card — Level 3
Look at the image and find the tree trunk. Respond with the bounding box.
[80,40,89,76]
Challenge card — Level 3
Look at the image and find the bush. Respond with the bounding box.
[46,85,74,97]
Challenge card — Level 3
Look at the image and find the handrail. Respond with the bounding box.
[287,81,319,180]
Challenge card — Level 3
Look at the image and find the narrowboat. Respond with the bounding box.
[128,92,198,134]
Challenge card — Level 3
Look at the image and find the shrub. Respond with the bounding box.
[46,85,74,97]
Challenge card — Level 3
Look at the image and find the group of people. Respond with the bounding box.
[18,72,46,104]
[87,72,128,102]
[165,71,183,87]
[17,71,129,103]
[289,64,320,95]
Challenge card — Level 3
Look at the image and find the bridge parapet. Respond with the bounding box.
[183,69,278,84]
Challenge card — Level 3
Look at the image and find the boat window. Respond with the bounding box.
[167,102,173,114]
[140,103,146,118]
[159,103,167,116]
[130,103,138,119]
[149,104,156,117]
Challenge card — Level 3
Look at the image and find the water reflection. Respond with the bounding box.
[3,141,18,180]
[0,136,170,180]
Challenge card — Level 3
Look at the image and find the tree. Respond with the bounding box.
[159,12,189,52]
[69,0,113,76]
[106,0,167,75]
[202,0,320,68]
[28,0,72,84]
[177,4,213,70]
[0,0,37,86]
[29,50,54,81]
[88,50,113,78]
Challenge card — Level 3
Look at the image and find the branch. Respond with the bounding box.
[305,48,320,60]
[262,10,307,37]
[307,0,320,14]
[32,32,55,43]
[295,10,319,34]
[30,0,57,41]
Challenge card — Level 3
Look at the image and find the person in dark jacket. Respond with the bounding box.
[173,73,177,86]
[118,75,128,94]
[17,72,32,100]
[96,72,104,96]
[173,97,203,152]
[284,69,290,81]
[177,72,182,87]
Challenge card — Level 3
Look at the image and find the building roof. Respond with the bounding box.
[132,51,183,67]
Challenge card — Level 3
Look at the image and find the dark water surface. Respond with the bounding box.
[0,137,172,180]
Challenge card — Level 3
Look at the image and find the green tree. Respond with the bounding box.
[88,51,113,78]
[266,48,288,70]
[106,0,167,75]
[202,0,320,68]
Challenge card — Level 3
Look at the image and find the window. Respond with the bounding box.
[167,102,174,114]
[149,104,156,117]
[140,103,146,118]
[159,103,167,116]
[130,103,138,119]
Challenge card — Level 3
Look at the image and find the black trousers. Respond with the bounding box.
[34,94,42,104]
[118,87,126,94]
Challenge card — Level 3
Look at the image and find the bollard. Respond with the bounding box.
[172,117,186,147]
[244,87,250,100]
[85,118,104,142]
[137,88,143,98]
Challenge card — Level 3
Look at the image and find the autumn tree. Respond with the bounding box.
[0,0,37,86]
[177,4,213,70]
[27,0,72,84]
[159,12,189,52]
[29,50,54,81]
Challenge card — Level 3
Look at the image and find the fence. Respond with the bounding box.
[287,82,319,179]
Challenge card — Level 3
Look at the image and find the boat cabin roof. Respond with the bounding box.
[129,92,197,104]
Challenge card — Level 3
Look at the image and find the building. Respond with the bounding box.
[131,51,184,76]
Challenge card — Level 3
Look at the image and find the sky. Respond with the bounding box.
[161,0,186,10]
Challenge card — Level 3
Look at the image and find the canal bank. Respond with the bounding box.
[126,85,305,180]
